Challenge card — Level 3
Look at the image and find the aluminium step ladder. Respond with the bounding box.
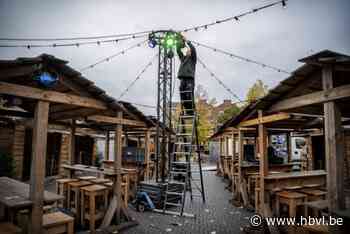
[163,89,205,216]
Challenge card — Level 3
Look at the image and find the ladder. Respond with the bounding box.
[163,90,205,216]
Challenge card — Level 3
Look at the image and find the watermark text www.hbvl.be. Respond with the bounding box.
[250,214,343,227]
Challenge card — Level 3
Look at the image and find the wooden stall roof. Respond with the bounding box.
[0,54,156,130]
[211,50,350,139]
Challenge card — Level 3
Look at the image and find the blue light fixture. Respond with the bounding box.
[148,38,157,48]
[37,72,57,88]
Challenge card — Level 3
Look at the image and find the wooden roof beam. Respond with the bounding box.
[87,115,147,127]
[238,112,291,127]
[0,81,107,110]
[269,84,350,112]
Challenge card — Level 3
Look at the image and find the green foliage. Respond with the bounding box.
[217,104,241,125]
[246,79,269,103]
[0,152,15,177]
[194,85,215,145]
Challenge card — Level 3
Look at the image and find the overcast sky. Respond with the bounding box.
[1,0,349,115]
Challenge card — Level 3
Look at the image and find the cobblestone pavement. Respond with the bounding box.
[122,171,253,234]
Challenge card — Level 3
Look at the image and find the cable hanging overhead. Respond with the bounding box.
[182,0,287,33]
[118,53,158,99]
[197,57,243,102]
[192,41,291,74]
[0,0,287,47]
[79,39,147,71]
[0,30,152,42]
[0,34,147,49]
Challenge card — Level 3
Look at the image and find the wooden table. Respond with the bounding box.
[62,164,135,177]
[264,170,326,190]
[240,162,296,173]
[0,177,64,221]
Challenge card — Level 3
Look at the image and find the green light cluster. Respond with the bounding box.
[162,32,180,49]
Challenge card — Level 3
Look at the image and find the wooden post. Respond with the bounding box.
[144,129,151,180]
[286,133,291,163]
[217,137,222,175]
[115,111,123,223]
[258,110,268,215]
[29,101,49,234]
[105,130,110,161]
[68,120,76,165]
[231,130,236,197]
[322,65,345,212]
[101,111,124,227]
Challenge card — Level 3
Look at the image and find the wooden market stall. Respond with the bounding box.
[212,50,350,232]
[0,54,156,233]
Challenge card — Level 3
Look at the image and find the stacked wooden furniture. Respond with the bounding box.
[56,178,78,208]
[80,185,108,232]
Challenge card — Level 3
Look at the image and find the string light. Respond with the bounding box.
[0,34,146,48]
[192,41,291,74]
[197,57,243,102]
[0,30,151,42]
[79,39,147,71]
[118,53,158,99]
[181,0,287,33]
[0,1,287,48]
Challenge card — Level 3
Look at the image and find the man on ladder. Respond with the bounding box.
[161,33,204,216]
[177,34,197,115]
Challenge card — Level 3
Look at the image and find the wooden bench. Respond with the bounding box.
[80,185,108,233]
[0,222,21,234]
[43,211,74,234]
[276,191,307,217]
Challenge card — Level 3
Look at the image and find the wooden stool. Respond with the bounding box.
[300,189,327,201]
[276,191,307,217]
[56,178,79,208]
[67,180,92,222]
[304,199,328,217]
[0,222,21,234]
[104,182,128,207]
[80,185,108,233]
[78,176,97,181]
[43,211,74,234]
[90,178,111,184]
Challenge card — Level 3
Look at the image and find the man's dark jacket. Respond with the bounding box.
[177,41,197,79]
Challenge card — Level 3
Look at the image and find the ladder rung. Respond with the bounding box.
[179,90,193,93]
[165,202,182,207]
[172,161,190,165]
[176,133,192,136]
[173,152,191,155]
[166,191,183,196]
[170,171,187,175]
[175,142,191,145]
[168,181,185,185]
[180,115,195,118]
